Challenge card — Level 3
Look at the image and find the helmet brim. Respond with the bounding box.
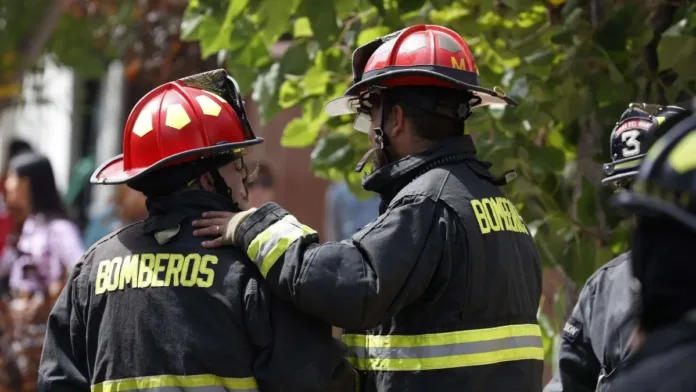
[325,96,360,117]
[324,68,517,117]
[611,191,696,233]
[91,137,264,185]
[601,170,639,185]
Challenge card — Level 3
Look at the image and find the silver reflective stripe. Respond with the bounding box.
[347,335,543,360]
[247,214,316,277]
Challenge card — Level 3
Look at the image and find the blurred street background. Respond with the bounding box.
[0,0,694,390]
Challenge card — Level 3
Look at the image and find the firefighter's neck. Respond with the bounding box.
[388,127,437,161]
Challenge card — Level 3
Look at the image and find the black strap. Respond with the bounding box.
[390,89,473,120]
[208,167,243,212]
[354,95,393,173]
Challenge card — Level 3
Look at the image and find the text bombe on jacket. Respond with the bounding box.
[470,197,530,235]
[94,253,218,295]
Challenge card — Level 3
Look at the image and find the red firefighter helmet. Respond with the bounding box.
[91,70,263,185]
[325,24,516,117]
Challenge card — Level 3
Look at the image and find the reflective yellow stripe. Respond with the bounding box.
[91,374,258,392]
[247,215,316,277]
[343,324,544,372]
[668,129,696,173]
[613,158,640,170]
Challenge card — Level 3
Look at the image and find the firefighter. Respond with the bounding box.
[191,25,544,391]
[37,70,355,392]
[544,103,690,392]
[609,104,696,391]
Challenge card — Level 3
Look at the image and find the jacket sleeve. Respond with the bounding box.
[544,279,602,392]
[243,276,355,392]
[235,197,452,330]
[38,262,90,392]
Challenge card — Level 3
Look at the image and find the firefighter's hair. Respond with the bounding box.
[386,86,468,141]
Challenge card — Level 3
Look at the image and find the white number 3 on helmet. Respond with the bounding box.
[621,129,641,157]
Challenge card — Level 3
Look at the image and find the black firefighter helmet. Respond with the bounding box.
[602,103,689,188]
[612,109,696,232]
[612,107,696,333]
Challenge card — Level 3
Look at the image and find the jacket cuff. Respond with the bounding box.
[235,202,289,251]
[224,208,257,246]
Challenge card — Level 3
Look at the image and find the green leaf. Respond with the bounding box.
[199,0,250,58]
[279,79,303,108]
[335,0,357,17]
[550,28,574,45]
[311,133,355,170]
[356,26,391,46]
[279,42,311,75]
[301,0,339,49]
[252,62,283,122]
[398,0,426,13]
[293,17,314,38]
[234,34,273,68]
[281,117,320,147]
[524,50,554,67]
[225,61,257,97]
[658,35,696,81]
[593,4,638,52]
[576,179,598,227]
[304,66,331,96]
[256,0,299,46]
[529,145,566,173]
[429,4,472,24]
[368,0,386,16]
[180,10,210,40]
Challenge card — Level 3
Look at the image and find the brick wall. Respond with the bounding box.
[244,101,330,238]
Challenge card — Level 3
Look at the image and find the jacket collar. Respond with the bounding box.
[627,312,696,368]
[143,189,240,235]
[362,135,478,196]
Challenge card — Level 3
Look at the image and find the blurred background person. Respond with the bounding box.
[82,184,147,247]
[0,153,83,392]
[245,162,275,209]
[0,140,34,257]
[323,181,380,338]
[323,181,380,242]
[0,139,34,392]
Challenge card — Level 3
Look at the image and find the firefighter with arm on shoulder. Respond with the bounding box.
[544,103,690,392]
[37,70,355,392]
[609,103,696,391]
[192,25,544,392]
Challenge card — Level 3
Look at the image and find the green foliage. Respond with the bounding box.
[0,1,139,82]
[185,0,696,333]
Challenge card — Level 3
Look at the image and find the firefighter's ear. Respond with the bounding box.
[388,104,405,138]
[199,172,215,192]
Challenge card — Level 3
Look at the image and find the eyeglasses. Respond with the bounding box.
[352,87,386,133]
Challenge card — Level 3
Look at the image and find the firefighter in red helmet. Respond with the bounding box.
[193,26,543,391]
[37,70,355,392]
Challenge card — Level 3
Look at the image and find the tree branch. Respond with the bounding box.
[15,1,65,85]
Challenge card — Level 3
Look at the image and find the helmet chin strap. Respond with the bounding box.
[355,95,393,173]
[207,167,244,212]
